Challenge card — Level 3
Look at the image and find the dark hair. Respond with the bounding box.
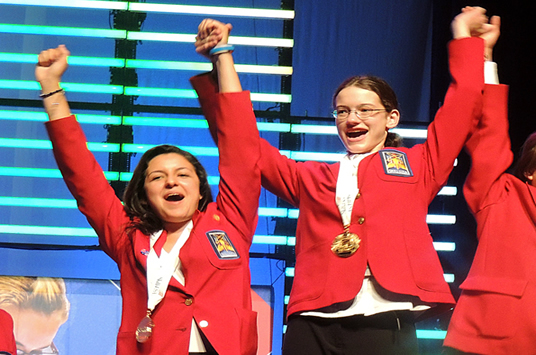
[513,132,536,182]
[123,145,213,235]
[333,75,403,148]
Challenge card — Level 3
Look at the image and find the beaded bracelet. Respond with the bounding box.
[39,88,64,99]
[209,44,235,56]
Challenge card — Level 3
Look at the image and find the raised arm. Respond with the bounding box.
[192,20,302,207]
[35,45,71,120]
[463,14,513,213]
[422,7,487,196]
[36,46,126,260]
[192,20,261,240]
[195,19,242,93]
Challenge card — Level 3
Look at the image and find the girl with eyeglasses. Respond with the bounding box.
[195,6,493,354]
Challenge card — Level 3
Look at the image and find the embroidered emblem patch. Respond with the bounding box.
[206,230,240,260]
[380,150,413,177]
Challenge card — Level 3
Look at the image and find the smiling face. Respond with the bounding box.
[335,86,399,154]
[144,153,201,231]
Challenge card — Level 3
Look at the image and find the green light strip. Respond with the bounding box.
[252,235,289,245]
[0,196,76,208]
[0,1,294,19]
[0,138,120,152]
[0,79,38,90]
[0,166,119,180]
[0,23,126,39]
[251,93,292,103]
[126,59,210,72]
[127,31,293,48]
[0,52,125,67]
[121,143,218,157]
[0,80,123,94]
[128,2,295,19]
[123,86,291,103]
[0,0,128,10]
[0,110,121,125]
[122,116,208,129]
[258,207,288,217]
[416,330,447,340]
[0,53,292,75]
[118,172,220,186]
[0,224,97,237]
[123,87,197,99]
[63,82,123,94]
[257,122,291,132]
[37,115,291,133]
[126,59,292,75]
[0,110,46,122]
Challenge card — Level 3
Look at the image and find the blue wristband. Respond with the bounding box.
[209,44,235,56]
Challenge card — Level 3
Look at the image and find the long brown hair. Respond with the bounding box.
[123,145,213,235]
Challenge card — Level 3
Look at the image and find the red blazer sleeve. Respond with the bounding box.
[422,37,485,199]
[463,84,512,213]
[190,73,301,208]
[45,116,128,262]
[0,310,16,355]
[190,74,261,242]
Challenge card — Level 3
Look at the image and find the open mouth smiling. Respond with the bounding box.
[347,130,367,139]
[165,193,184,202]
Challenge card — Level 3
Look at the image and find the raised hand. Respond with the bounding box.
[481,15,501,61]
[451,6,488,40]
[195,19,232,59]
[35,45,70,93]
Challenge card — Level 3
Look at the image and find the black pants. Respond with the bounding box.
[282,311,419,355]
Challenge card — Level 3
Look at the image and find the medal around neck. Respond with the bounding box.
[331,230,360,257]
[136,311,155,343]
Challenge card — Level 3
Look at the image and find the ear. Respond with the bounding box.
[525,171,535,181]
[386,109,400,130]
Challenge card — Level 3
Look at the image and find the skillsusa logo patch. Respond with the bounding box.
[206,230,240,260]
[380,150,413,177]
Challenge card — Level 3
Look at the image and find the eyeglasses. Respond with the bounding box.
[17,343,58,355]
[333,108,387,120]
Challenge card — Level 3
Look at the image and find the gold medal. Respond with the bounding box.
[136,310,155,343]
[331,230,360,258]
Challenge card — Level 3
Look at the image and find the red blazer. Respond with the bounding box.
[0,310,16,355]
[197,38,485,317]
[45,79,261,354]
[444,84,536,353]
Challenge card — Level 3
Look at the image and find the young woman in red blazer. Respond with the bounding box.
[444,15,536,355]
[195,7,492,354]
[35,38,260,354]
